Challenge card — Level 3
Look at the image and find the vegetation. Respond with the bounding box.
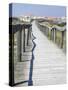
[57,22,66,27]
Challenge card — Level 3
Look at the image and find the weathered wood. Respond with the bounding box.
[32,21,66,86]
[23,27,25,52]
[20,29,22,61]
[61,31,64,48]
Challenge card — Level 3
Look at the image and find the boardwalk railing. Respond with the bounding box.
[36,21,66,53]
[9,22,32,86]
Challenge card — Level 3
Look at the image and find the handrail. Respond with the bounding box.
[39,23,66,31]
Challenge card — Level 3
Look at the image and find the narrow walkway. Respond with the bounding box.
[32,21,66,86]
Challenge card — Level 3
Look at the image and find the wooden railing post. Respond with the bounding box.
[61,31,64,48]
[20,27,22,62]
[23,26,25,52]
[27,27,30,46]
[54,28,56,43]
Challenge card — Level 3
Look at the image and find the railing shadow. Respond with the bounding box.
[28,33,36,86]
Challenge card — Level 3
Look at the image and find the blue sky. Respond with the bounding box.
[9,3,66,17]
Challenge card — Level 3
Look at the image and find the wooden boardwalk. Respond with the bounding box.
[32,21,66,86]
[14,20,66,86]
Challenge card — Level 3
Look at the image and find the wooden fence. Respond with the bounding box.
[37,21,66,53]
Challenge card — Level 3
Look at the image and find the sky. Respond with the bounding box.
[9,3,66,17]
